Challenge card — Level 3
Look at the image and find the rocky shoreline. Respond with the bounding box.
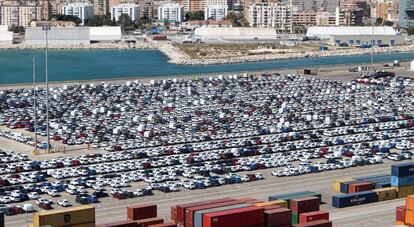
[0,42,156,50]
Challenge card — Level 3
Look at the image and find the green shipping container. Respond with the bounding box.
[292,212,299,225]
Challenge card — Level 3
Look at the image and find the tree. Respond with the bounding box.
[85,15,114,26]
[185,11,204,21]
[117,14,134,33]
[408,27,414,36]
[50,14,82,26]
[375,17,384,26]
[10,25,24,34]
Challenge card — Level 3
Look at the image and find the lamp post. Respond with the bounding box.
[33,58,38,155]
[370,2,376,72]
[42,25,51,153]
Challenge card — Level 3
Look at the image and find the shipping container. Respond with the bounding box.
[354,174,390,182]
[391,175,414,187]
[171,207,177,222]
[255,200,288,208]
[33,205,95,227]
[348,182,373,193]
[373,187,397,201]
[96,220,136,227]
[292,212,299,225]
[127,204,157,221]
[269,192,321,207]
[396,205,406,223]
[406,209,414,226]
[374,181,391,189]
[299,211,329,224]
[265,208,291,227]
[290,197,320,214]
[340,180,361,193]
[332,191,377,208]
[176,198,234,225]
[202,206,264,227]
[392,163,414,177]
[333,178,354,192]
[135,217,164,227]
[193,203,251,227]
[261,205,282,211]
[408,195,414,211]
[148,222,177,227]
[185,200,247,227]
[396,185,414,198]
[294,220,332,227]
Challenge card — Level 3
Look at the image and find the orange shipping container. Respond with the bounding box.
[406,209,414,225]
[407,195,414,211]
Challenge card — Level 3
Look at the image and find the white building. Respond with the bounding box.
[111,4,140,22]
[0,25,13,44]
[61,3,94,25]
[157,3,185,23]
[194,27,277,41]
[306,26,402,46]
[204,5,228,21]
[0,3,42,27]
[247,3,292,33]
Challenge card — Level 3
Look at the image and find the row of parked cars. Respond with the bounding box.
[1,73,414,213]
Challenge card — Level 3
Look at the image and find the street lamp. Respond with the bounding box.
[33,58,38,155]
[369,2,376,72]
[42,25,51,153]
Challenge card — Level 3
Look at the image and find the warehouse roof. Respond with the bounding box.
[306,26,397,37]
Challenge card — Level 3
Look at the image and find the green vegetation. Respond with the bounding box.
[85,15,115,26]
[185,11,205,21]
[408,27,414,35]
[226,12,249,27]
[117,14,134,33]
[50,14,82,26]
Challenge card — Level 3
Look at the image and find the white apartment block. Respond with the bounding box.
[247,3,292,33]
[61,3,94,25]
[111,4,140,22]
[204,5,228,20]
[157,3,184,23]
[205,0,228,7]
[0,3,42,27]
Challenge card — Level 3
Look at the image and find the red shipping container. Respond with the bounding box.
[185,200,247,227]
[171,207,177,222]
[176,198,234,224]
[290,197,320,214]
[148,222,177,227]
[245,199,264,204]
[396,205,406,223]
[203,206,264,227]
[135,217,164,227]
[348,182,373,193]
[299,211,329,223]
[128,203,157,221]
[96,220,137,227]
[295,220,332,227]
[265,207,291,227]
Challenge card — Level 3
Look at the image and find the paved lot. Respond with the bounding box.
[1,67,414,227]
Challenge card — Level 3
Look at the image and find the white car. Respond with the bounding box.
[48,190,60,197]
[28,192,39,200]
[57,199,71,207]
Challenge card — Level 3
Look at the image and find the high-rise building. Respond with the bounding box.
[0,1,44,27]
[158,3,184,22]
[93,0,110,15]
[204,5,228,20]
[246,3,292,33]
[399,0,414,28]
[111,3,139,21]
[62,3,93,25]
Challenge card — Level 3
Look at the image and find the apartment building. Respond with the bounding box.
[204,5,228,20]
[111,3,140,21]
[247,3,292,33]
[62,3,93,25]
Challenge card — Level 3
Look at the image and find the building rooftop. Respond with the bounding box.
[306,26,397,37]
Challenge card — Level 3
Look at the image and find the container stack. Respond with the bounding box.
[395,195,414,226]
[391,163,414,198]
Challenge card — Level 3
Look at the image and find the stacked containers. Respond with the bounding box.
[294,220,333,227]
[149,223,178,227]
[185,200,248,227]
[391,163,414,187]
[193,204,251,227]
[396,205,406,225]
[96,220,136,227]
[299,211,329,224]
[268,191,321,208]
[127,204,157,221]
[255,201,288,208]
[202,206,264,227]
[264,208,291,227]
[135,217,164,227]
[406,195,414,226]
[333,178,354,192]
[290,197,320,225]
[332,191,377,208]
[395,185,414,198]
[348,182,373,193]
[174,198,235,226]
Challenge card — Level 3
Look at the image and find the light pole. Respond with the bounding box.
[42,25,51,153]
[370,2,376,72]
[33,58,38,155]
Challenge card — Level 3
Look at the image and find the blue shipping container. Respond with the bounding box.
[391,175,414,187]
[375,181,391,189]
[391,162,414,177]
[332,191,377,208]
[354,174,390,181]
